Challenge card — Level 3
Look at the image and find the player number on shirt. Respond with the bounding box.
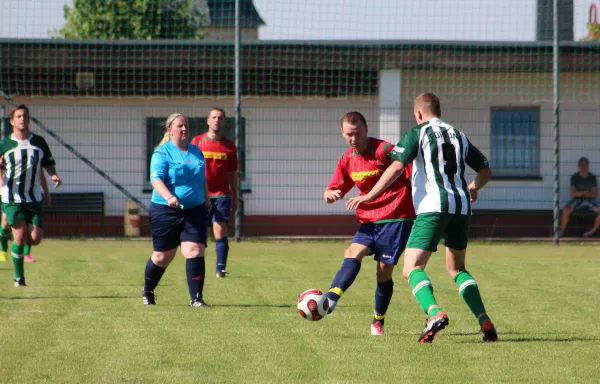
[441,143,457,175]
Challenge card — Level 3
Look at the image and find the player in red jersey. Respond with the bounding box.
[323,112,415,335]
[191,108,238,278]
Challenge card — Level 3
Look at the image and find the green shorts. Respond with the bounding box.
[406,212,470,252]
[1,202,44,229]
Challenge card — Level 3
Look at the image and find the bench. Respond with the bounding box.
[45,192,105,215]
[44,192,105,230]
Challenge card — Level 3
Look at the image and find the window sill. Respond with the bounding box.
[492,176,543,181]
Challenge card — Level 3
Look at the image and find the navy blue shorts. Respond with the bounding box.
[209,197,232,224]
[149,202,208,251]
[352,220,413,265]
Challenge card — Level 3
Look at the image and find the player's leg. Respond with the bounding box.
[181,204,209,307]
[3,203,28,286]
[0,211,10,262]
[326,223,373,314]
[143,204,181,305]
[370,220,412,335]
[212,197,231,278]
[445,214,497,342]
[583,203,600,238]
[26,203,44,262]
[403,213,450,342]
[560,200,576,236]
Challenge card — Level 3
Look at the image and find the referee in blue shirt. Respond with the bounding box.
[142,113,211,307]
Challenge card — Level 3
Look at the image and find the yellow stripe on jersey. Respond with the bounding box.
[203,151,228,160]
[350,169,381,182]
[329,287,344,297]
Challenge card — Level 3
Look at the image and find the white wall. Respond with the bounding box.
[7,70,598,217]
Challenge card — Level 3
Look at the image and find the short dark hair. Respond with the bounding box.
[341,111,367,128]
[578,157,589,165]
[414,93,441,117]
[209,107,226,119]
[9,104,29,120]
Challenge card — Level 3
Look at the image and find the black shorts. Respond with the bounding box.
[566,198,598,212]
[149,202,208,251]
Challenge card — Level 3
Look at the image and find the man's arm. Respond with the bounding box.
[345,129,419,210]
[228,171,238,213]
[325,155,354,204]
[40,168,51,205]
[468,167,493,202]
[345,161,405,210]
[583,187,598,199]
[43,165,61,188]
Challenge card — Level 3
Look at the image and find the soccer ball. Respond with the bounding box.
[297,289,329,321]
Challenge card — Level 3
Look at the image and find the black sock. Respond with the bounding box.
[215,237,229,272]
[144,258,166,292]
[374,279,394,325]
[186,256,206,301]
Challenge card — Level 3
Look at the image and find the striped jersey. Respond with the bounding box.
[328,137,415,224]
[0,134,55,203]
[390,118,489,215]
[191,133,238,198]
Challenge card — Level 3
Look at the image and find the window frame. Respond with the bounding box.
[490,107,542,180]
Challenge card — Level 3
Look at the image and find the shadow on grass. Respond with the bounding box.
[210,303,295,308]
[0,295,132,300]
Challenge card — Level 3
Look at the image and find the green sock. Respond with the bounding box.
[12,243,25,280]
[408,268,441,318]
[454,270,489,325]
[0,227,11,252]
[24,244,31,255]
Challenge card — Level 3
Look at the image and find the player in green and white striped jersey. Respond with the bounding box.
[0,105,61,287]
[347,93,496,343]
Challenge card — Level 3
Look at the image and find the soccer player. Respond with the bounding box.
[143,113,211,307]
[347,93,497,343]
[560,157,600,237]
[323,112,415,336]
[191,108,238,278]
[0,104,61,286]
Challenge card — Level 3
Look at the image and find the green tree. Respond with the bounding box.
[55,0,206,40]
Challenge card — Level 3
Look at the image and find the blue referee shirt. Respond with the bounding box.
[150,140,207,208]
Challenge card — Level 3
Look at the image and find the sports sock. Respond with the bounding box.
[24,243,31,256]
[0,227,11,252]
[143,258,166,292]
[374,278,394,325]
[408,268,441,318]
[12,243,25,280]
[215,237,229,272]
[326,258,362,310]
[454,270,489,325]
[186,256,206,301]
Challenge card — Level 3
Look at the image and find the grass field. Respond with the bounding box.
[0,240,599,384]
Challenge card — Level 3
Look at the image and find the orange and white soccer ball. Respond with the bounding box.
[297,289,329,321]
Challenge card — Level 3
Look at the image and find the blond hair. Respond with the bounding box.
[156,113,185,149]
[414,93,442,117]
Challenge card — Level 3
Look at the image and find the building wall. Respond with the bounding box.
[5,70,598,232]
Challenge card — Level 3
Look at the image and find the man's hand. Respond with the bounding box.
[231,198,238,214]
[51,175,61,188]
[468,182,478,202]
[324,189,343,204]
[345,194,373,210]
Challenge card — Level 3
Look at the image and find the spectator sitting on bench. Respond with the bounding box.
[560,157,600,237]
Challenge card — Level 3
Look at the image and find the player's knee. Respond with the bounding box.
[562,206,573,215]
[30,237,42,246]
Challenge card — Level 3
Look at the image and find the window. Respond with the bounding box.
[145,116,245,190]
[490,108,540,178]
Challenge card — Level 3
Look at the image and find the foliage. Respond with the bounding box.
[54,0,206,40]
